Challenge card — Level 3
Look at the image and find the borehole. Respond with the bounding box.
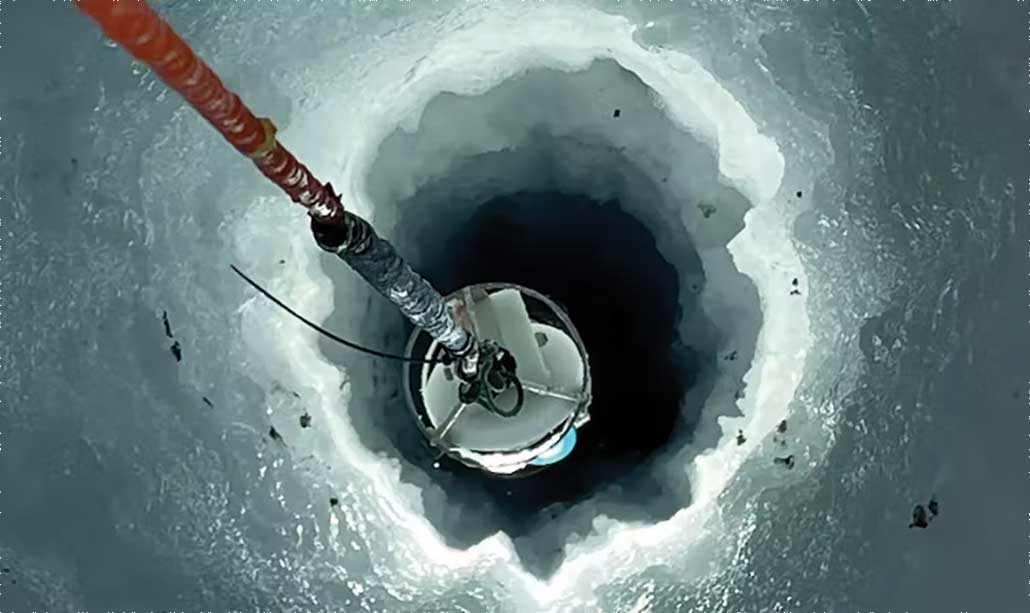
[313,59,763,576]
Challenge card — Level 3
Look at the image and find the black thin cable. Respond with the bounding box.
[231,265,443,364]
[482,378,524,417]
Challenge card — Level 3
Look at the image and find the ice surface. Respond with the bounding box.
[0,1,1023,612]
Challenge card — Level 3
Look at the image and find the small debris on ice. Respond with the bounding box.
[909,504,929,529]
[162,310,174,338]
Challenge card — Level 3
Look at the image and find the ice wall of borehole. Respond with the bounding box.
[313,59,757,577]
[228,5,812,605]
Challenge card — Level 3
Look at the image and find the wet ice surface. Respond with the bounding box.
[0,1,1025,612]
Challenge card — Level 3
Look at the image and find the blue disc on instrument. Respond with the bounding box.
[530,427,577,466]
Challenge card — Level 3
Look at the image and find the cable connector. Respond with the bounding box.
[310,212,353,253]
[457,341,523,418]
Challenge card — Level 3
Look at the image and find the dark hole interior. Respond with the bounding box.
[384,190,704,574]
